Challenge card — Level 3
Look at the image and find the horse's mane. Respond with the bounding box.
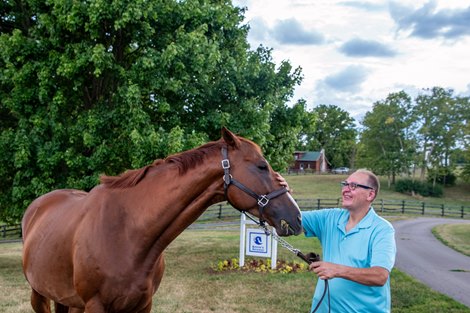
[100,140,224,189]
[99,159,164,189]
[166,140,223,174]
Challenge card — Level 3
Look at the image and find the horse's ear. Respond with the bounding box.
[221,127,241,148]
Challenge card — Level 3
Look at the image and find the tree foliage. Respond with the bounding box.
[0,0,304,221]
[357,91,416,185]
[266,99,312,170]
[356,88,469,188]
[414,87,468,185]
[302,104,357,169]
[461,102,470,182]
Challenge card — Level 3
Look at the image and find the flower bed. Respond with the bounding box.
[211,258,309,274]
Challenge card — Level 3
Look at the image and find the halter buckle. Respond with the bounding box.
[223,173,232,185]
[221,159,230,169]
[257,195,269,207]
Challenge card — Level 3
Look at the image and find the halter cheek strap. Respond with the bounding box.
[221,146,289,226]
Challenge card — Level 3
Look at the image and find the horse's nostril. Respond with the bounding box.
[280,219,289,230]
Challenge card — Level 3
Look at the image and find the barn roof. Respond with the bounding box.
[297,151,321,161]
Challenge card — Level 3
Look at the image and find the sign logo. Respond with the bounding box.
[246,229,271,257]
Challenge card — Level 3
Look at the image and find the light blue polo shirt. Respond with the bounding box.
[302,208,396,313]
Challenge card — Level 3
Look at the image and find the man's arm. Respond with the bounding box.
[309,261,390,286]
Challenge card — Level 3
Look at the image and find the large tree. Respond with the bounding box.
[414,87,468,185]
[302,104,357,169]
[357,91,416,186]
[0,0,303,221]
[461,100,470,182]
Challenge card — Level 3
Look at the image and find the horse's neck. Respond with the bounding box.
[124,156,225,263]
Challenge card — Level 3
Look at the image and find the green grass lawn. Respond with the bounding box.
[2,227,469,313]
[2,174,469,312]
[432,223,470,257]
[284,173,470,208]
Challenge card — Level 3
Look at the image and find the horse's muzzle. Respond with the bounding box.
[279,216,302,236]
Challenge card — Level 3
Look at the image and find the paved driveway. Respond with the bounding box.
[393,217,470,308]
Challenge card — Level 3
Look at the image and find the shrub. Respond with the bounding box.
[395,178,443,197]
[427,184,443,197]
[427,171,457,187]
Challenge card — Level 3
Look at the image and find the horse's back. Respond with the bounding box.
[22,189,88,308]
[22,189,88,236]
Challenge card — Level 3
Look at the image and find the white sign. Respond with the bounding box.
[246,229,271,257]
[239,214,278,269]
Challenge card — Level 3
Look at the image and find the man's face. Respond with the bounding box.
[341,172,376,211]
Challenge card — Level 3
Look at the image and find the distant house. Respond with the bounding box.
[290,150,329,173]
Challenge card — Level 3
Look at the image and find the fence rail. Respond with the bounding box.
[0,224,22,240]
[197,198,470,221]
[374,199,469,219]
[2,198,469,241]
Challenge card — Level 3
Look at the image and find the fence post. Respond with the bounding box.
[462,206,465,219]
[1,225,5,238]
[317,199,321,210]
[422,202,425,215]
[441,204,445,217]
[401,200,406,214]
[218,204,223,219]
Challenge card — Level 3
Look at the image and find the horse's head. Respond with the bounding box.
[220,128,302,236]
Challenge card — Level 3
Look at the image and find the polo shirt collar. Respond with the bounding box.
[338,207,376,235]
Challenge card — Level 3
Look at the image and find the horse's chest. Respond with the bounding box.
[75,258,156,311]
[105,284,153,312]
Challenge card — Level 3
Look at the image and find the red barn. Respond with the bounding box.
[290,150,329,173]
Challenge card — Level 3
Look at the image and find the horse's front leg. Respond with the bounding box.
[84,297,106,313]
[152,254,165,292]
[136,303,153,313]
[30,289,51,313]
[53,302,85,313]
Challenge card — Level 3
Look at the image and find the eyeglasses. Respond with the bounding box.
[340,181,374,191]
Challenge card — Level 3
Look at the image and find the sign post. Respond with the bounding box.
[239,214,277,269]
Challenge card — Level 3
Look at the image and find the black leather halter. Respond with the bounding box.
[222,146,328,313]
[221,146,289,226]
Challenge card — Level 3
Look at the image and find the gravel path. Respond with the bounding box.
[393,217,470,308]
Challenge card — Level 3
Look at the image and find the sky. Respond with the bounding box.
[233,0,470,123]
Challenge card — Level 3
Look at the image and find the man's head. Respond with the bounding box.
[341,169,379,211]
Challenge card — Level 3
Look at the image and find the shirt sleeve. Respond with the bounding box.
[302,209,338,241]
[370,221,396,272]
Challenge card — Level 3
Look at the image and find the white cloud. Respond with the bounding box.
[271,18,325,45]
[323,65,370,93]
[234,0,470,122]
[339,38,397,57]
[390,1,470,40]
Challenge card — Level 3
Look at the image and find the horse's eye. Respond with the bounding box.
[257,162,268,171]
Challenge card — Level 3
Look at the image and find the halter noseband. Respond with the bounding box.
[221,146,289,226]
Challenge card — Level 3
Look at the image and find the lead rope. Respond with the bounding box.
[243,213,330,313]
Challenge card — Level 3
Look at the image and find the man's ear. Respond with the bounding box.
[221,127,241,148]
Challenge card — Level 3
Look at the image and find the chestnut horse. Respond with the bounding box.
[22,128,302,313]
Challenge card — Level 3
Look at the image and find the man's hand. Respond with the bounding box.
[275,172,292,193]
[309,261,340,280]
